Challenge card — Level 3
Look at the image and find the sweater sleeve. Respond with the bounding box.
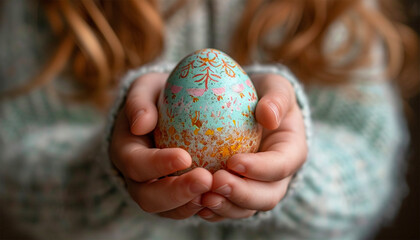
[0,91,128,238]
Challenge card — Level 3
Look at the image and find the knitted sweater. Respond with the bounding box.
[0,0,408,239]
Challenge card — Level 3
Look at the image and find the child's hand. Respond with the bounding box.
[197,74,308,222]
[109,73,212,220]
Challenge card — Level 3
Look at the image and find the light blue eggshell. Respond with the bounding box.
[154,48,261,173]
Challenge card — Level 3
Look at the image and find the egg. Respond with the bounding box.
[154,48,262,174]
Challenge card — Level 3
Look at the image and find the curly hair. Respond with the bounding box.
[4,0,419,107]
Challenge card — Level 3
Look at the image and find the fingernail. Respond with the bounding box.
[214,184,231,197]
[208,202,222,210]
[202,214,214,219]
[268,102,280,126]
[202,212,215,219]
[172,156,189,170]
[187,196,202,209]
[190,182,209,194]
[231,164,246,174]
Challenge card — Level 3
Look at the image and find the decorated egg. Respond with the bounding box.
[154,48,262,174]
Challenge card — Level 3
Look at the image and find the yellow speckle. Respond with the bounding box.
[194,128,200,135]
[205,129,214,135]
[233,120,236,126]
[217,127,223,132]
[231,144,242,152]
[220,147,230,157]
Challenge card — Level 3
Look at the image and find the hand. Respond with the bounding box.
[197,73,308,222]
[109,73,212,220]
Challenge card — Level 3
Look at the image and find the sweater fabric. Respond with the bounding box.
[0,0,408,239]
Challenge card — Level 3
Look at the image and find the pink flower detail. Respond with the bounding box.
[212,87,225,95]
[171,85,183,94]
[187,88,206,97]
[246,79,253,88]
[231,84,244,93]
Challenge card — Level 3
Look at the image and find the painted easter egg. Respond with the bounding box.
[154,48,262,174]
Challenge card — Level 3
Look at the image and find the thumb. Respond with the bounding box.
[124,73,168,135]
[252,74,295,130]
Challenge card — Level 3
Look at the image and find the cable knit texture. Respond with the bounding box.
[0,0,408,239]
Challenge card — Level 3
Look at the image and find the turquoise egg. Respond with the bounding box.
[154,48,262,174]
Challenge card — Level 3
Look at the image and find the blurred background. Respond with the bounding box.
[375,0,420,239]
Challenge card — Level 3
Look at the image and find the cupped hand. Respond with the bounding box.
[109,73,212,220]
[197,73,308,222]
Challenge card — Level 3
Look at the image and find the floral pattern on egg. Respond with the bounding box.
[154,48,262,174]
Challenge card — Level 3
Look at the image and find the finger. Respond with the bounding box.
[117,145,192,182]
[211,170,290,211]
[128,168,212,213]
[252,74,295,130]
[157,196,204,220]
[197,208,225,222]
[229,103,307,181]
[201,192,257,219]
[111,109,192,182]
[125,73,169,135]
